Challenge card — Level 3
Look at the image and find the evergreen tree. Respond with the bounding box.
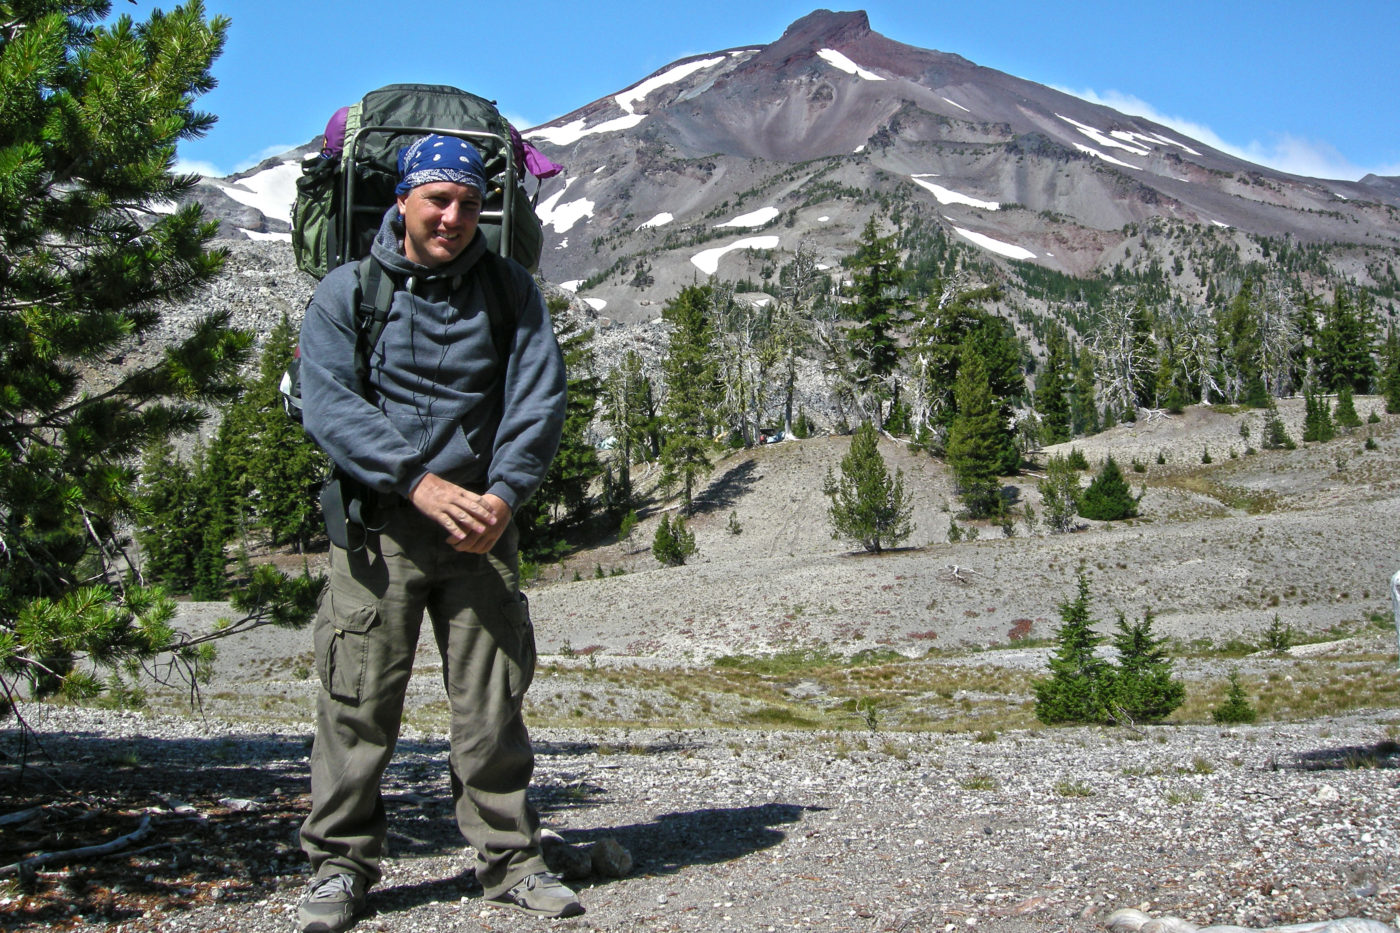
[822,421,914,553]
[0,2,320,704]
[1108,609,1185,723]
[659,285,720,510]
[1070,350,1100,436]
[1038,453,1082,534]
[1302,388,1335,442]
[1078,456,1140,521]
[1036,328,1073,444]
[1333,384,1362,430]
[518,313,604,560]
[136,439,205,592]
[946,348,1008,518]
[218,315,326,551]
[651,514,697,566]
[1314,288,1377,393]
[1260,395,1297,450]
[844,216,904,425]
[1383,328,1400,414]
[1217,279,1263,404]
[191,426,237,599]
[603,349,661,507]
[1034,571,1111,724]
[1211,669,1258,725]
[909,288,1022,433]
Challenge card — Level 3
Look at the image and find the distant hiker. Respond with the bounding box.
[294,133,577,932]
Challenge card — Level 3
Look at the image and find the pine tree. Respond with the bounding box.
[518,312,604,560]
[908,288,1022,434]
[1302,388,1335,442]
[1078,456,1140,521]
[658,285,720,511]
[1212,669,1258,724]
[1034,571,1111,724]
[0,2,320,704]
[1383,328,1400,414]
[1036,329,1073,444]
[822,421,914,553]
[1038,453,1082,534]
[1108,609,1184,723]
[1314,288,1377,394]
[136,439,205,592]
[651,514,697,566]
[1333,384,1362,430]
[217,315,327,551]
[946,347,1008,518]
[1261,395,1297,450]
[844,216,904,425]
[1070,350,1100,436]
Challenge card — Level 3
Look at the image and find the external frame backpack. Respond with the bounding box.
[291,83,545,279]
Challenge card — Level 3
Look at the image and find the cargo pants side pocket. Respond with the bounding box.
[313,588,381,705]
[499,593,536,702]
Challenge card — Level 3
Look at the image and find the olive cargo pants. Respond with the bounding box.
[298,505,546,898]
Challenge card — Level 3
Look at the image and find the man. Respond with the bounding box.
[295,134,578,933]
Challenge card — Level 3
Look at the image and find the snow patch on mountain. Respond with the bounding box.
[911,175,1000,210]
[537,179,595,233]
[817,49,884,81]
[943,97,971,114]
[691,236,781,275]
[1074,143,1141,170]
[530,56,732,146]
[639,212,674,229]
[718,207,780,228]
[219,160,300,223]
[952,226,1036,260]
[1057,114,1151,155]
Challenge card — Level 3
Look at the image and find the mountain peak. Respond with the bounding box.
[772,9,872,52]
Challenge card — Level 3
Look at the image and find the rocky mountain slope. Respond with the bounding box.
[193,10,1399,330]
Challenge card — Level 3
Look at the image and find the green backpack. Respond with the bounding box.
[291,83,545,278]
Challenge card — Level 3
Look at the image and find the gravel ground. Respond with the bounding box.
[5,401,1400,932]
[4,704,1399,933]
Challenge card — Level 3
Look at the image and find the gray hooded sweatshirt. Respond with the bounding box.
[298,207,565,515]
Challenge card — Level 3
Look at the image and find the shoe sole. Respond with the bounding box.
[485,897,585,919]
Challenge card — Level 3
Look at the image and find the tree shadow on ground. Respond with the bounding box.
[1290,739,1400,770]
[0,724,782,929]
[690,459,761,516]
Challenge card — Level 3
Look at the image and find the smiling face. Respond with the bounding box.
[395,181,482,268]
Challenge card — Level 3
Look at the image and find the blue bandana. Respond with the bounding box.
[394,134,488,197]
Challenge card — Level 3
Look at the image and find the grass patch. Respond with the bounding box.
[1053,779,1094,797]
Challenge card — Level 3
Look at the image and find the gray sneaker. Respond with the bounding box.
[487,872,585,918]
[297,873,366,933]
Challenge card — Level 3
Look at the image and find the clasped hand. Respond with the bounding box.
[409,473,511,553]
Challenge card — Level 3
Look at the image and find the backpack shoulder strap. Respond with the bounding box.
[353,254,396,393]
[471,250,521,365]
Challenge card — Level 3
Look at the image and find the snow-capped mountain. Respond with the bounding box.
[198,9,1400,325]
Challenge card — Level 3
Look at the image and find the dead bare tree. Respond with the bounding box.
[1091,293,1155,419]
[1255,271,1302,398]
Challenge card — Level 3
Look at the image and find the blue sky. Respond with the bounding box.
[176,0,1399,181]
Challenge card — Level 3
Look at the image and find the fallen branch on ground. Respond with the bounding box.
[0,812,153,877]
